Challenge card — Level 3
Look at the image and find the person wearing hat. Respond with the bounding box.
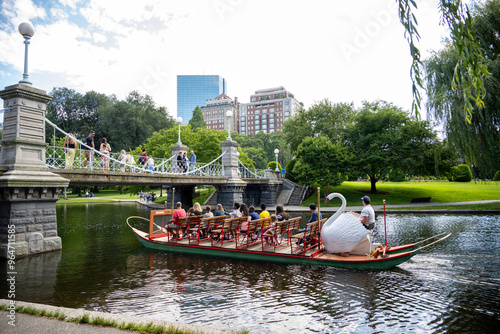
[360,195,375,230]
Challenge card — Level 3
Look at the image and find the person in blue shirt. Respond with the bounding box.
[298,203,322,234]
[308,203,322,223]
[189,150,196,173]
[248,206,260,220]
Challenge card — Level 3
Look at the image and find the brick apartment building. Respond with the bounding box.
[200,93,240,133]
[239,87,301,135]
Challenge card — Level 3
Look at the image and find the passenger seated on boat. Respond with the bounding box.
[298,203,323,234]
[214,204,229,217]
[167,202,187,236]
[239,203,250,232]
[193,202,203,216]
[248,206,260,221]
[275,205,289,221]
[259,203,270,220]
[262,214,278,240]
[231,202,242,218]
[204,206,214,218]
[187,208,195,216]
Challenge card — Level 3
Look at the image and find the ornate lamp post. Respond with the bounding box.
[274,148,279,171]
[226,110,233,140]
[18,22,35,85]
[176,116,183,145]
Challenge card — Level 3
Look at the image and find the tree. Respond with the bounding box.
[293,136,351,196]
[346,101,438,193]
[46,87,110,141]
[188,106,206,131]
[232,131,291,169]
[283,100,356,153]
[241,147,267,169]
[99,91,175,151]
[424,0,500,178]
[398,0,490,117]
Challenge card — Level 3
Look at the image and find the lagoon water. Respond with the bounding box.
[1,203,499,333]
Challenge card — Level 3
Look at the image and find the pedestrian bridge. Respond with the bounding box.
[44,118,269,186]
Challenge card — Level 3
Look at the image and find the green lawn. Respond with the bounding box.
[388,202,500,211]
[301,181,500,207]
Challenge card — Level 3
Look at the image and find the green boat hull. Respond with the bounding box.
[133,232,419,270]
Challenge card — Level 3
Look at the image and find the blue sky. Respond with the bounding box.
[0,0,450,119]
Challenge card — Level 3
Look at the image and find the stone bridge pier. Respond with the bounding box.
[0,84,69,259]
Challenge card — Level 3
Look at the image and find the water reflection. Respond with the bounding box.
[0,203,499,333]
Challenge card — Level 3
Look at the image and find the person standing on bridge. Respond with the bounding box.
[99,137,111,171]
[83,131,95,168]
[182,152,188,173]
[189,150,196,173]
[63,133,77,169]
[177,151,183,173]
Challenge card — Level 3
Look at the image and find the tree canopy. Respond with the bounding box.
[346,101,438,193]
[46,88,176,152]
[282,100,355,153]
[188,106,207,131]
[293,136,351,197]
[424,0,500,178]
[398,0,490,118]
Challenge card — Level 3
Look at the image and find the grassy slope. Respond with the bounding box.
[389,202,500,211]
[301,181,500,206]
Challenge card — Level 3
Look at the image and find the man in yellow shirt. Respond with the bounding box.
[259,203,270,219]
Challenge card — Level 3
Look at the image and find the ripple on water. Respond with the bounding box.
[5,205,499,333]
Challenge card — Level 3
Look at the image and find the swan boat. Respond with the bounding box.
[127,195,451,270]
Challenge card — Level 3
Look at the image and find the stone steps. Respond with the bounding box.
[277,189,292,206]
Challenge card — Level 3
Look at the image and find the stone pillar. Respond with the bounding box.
[260,170,283,206]
[163,185,194,211]
[170,143,188,173]
[217,139,246,209]
[0,84,69,258]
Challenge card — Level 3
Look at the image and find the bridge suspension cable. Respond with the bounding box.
[44,118,224,176]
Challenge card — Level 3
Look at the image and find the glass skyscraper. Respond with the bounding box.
[177,75,227,122]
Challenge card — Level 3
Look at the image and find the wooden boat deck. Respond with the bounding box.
[140,230,317,257]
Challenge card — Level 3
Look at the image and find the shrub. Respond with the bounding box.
[285,159,297,182]
[494,170,500,181]
[267,161,282,171]
[453,164,472,182]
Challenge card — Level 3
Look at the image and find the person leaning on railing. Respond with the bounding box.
[63,133,77,169]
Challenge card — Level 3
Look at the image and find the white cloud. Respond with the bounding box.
[0,0,449,117]
[59,0,83,10]
[0,70,11,78]
[0,0,46,26]
[92,32,106,43]
[50,7,68,20]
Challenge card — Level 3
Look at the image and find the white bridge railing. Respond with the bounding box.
[238,160,266,178]
[44,118,225,177]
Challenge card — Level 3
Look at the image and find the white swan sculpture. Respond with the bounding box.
[320,193,378,255]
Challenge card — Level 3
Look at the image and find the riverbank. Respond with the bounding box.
[0,300,237,334]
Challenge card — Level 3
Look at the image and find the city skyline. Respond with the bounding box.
[0,0,449,119]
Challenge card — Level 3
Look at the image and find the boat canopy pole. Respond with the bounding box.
[317,187,322,248]
[172,188,175,213]
[161,201,167,230]
[383,199,388,256]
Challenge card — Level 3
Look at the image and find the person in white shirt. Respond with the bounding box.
[230,202,242,218]
[147,157,154,173]
[359,195,375,230]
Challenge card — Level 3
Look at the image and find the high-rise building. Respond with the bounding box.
[201,93,240,134]
[239,87,301,135]
[177,75,227,122]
